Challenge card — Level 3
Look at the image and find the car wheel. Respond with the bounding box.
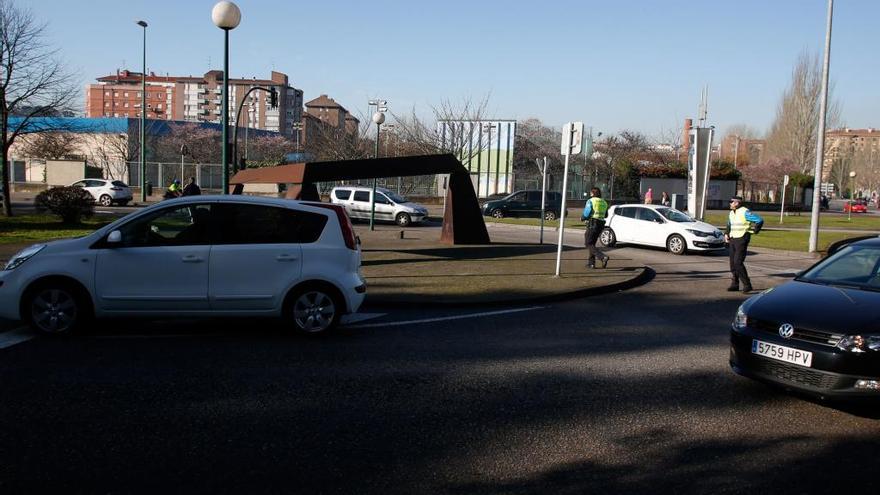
[491,209,505,219]
[667,234,687,255]
[396,212,412,227]
[599,227,616,247]
[99,194,113,207]
[285,286,341,334]
[544,210,557,221]
[23,282,88,335]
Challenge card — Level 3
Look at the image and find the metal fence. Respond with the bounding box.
[126,162,224,191]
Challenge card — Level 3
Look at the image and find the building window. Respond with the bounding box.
[124,102,129,108]
[114,92,119,97]
[104,91,110,96]
[105,102,110,107]
[124,92,129,97]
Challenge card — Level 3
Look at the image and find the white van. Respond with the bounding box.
[330,186,428,227]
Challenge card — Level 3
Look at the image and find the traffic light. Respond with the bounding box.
[268,88,278,108]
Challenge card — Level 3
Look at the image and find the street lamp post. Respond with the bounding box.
[849,170,856,221]
[369,111,385,231]
[291,122,303,152]
[136,20,147,203]
[212,1,241,194]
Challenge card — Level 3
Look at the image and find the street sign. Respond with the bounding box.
[561,122,584,156]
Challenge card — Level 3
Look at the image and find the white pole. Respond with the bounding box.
[555,134,572,277]
[540,156,547,244]
[780,181,786,223]
[809,0,834,252]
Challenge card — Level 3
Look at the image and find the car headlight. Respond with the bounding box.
[686,229,713,238]
[4,244,47,271]
[836,335,880,353]
[733,305,749,331]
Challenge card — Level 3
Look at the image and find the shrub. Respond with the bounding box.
[34,186,95,224]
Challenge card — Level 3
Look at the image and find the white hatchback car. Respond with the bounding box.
[70,179,133,206]
[330,186,428,227]
[599,204,725,255]
[0,196,366,335]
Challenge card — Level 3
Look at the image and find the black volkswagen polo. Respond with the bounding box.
[730,236,880,400]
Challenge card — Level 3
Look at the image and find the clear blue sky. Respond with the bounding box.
[28,0,880,139]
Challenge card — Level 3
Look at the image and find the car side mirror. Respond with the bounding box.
[107,230,122,244]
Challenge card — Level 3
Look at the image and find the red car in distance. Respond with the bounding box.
[843,199,868,213]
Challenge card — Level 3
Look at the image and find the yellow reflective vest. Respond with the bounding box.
[728,207,752,238]
[588,197,608,219]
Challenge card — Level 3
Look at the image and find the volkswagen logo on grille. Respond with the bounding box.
[778,323,795,339]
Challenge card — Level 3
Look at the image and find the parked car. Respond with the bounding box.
[599,204,725,255]
[730,235,880,401]
[70,179,133,206]
[330,185,428,227]
[843,198,868,213]
[481,190,563,220]
[0,196,366,335]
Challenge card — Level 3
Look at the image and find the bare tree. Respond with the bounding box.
[303,118,371,162]
[764,51,840,174]
[154,122,221,164]
[1,0,78,216]
[245,134,296,167]
[88,130,133,181]
[17,131,80,159]
[390,95,492,159]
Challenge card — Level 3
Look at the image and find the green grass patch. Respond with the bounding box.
[745,230,872,252]
[704,212,880,230]
[483,215,586,229]
[0,214,114,245]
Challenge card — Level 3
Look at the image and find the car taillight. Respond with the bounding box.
[306,202,357,250]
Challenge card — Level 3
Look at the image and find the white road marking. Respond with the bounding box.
[0,326,35,350]
[344,306,544,329]
[341,312,387,325]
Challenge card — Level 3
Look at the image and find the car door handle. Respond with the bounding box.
[181,255,205,263]
[276,254,299,262]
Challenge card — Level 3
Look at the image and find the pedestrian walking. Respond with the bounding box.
[182,177,201,196]
[725,196,764,293]
[644,187,653,205]
[581,187,610,269]
[660,191,670,207]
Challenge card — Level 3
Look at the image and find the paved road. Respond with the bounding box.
[1,228,879,493]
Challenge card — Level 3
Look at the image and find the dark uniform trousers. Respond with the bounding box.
[584,219,606,264]
[729,233,752,287]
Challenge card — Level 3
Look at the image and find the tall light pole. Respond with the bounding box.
[212,1,241,195]
[136,20,147,202]
[809,0,834,252]
[848,170,856,221]
[369,111,385,231]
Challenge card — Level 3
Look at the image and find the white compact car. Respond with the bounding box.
[70,179,133,206]
[599,204,725,255]
[0,196,366,335]
[330,186,428,227]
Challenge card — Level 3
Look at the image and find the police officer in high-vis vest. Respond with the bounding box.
[725,196,763,292]
[581,187,610,269]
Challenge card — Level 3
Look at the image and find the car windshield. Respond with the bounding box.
[656,207,693,223]
[797,244,880,291]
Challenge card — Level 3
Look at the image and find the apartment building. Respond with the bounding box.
[825,128,880,162]
[86,70,304,138]
[299,94,360,147]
